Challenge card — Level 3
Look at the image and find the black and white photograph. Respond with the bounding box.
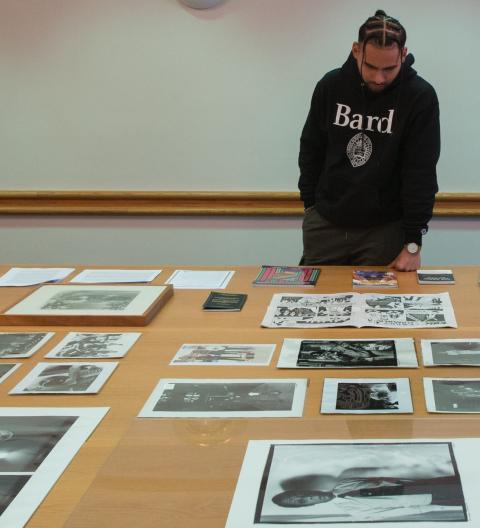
[226,439,472,527]
[4,284,170,316]
[10,362,118,394]
[424,378,480,413]
[277,338,418,369]
[0,407,108,527]
[262,293,456,329]
[321,378,413,414]
[0,332,54,358]
[417,270,455,285]
[170,344,275,366]
[138,378,307,418]
[0,364,21,385]
[44,332,141,359]
[421,339,480,367]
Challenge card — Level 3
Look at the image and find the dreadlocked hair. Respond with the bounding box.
[358,9,406,49]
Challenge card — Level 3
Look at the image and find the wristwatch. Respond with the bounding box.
[405,242,421,255]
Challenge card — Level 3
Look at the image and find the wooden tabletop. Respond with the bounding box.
[0,265,479,527]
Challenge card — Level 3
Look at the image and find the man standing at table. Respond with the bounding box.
[298,10,440,271]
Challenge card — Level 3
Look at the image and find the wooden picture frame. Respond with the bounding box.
[0,284,173,327]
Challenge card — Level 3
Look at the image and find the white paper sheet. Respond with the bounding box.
[277,338,418,369]
[424,377,480,413]
[44,332,141,359]
[10,362,118,394]
[321,378,413,414]
[0,407,108,527]
[170,344,275,366]
[421,339,480,366]
[0,268,74,287]
[138,378,307,418]
[227,438,478,528]
[165,269,234,289]
[70,269,162,283]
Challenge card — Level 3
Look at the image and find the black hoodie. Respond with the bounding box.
[298,53,440,246]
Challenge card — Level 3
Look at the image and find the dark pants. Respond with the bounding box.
[301,207,404,266]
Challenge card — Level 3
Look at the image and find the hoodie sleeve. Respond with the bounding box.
[298,80,328,209]
[400,86,440,246]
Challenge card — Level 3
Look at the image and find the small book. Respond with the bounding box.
[202,291,247,311]
[253,265,320,287]
[352,270,398,288]
[417,269,455,284]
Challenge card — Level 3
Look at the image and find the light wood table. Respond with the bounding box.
[0,265,479,527]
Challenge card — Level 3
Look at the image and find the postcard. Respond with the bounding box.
[165,270,234,289]
[421,339,480,367]
[70,269,162,283]
[417,269,455,284]
[321,378,413,414]
[170,344,275,366]
[277,338,418,369]
[353,270,398,288]
[0,332,54,358]
[10,362,118,394]
[138,378,307,418]
[0,407,108,527]
[424,378,480,413]
[44,332,141,359]
[262,292,457,329]
[226,439,475,527]
[0,363,21,385]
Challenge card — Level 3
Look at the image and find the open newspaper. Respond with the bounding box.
[261,292,457,329]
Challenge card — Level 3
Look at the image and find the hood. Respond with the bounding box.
[342,51,417,93]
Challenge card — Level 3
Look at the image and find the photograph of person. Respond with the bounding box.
[256,442,466,523]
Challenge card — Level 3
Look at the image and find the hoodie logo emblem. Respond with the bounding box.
[347,132,372,167]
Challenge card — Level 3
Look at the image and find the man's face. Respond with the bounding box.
[352,41,406,93]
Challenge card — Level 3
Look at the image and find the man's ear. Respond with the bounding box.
[401,46,408,62]
[352,42,361,59]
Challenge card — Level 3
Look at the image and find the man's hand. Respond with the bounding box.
[388,247,421,272]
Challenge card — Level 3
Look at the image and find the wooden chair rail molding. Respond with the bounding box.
[0,191,479,216]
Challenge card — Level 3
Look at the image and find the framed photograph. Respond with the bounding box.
[10,362,118,395]
[227,439,473,527]
[0,332,54,358]
[0,407,108,527]
[421,339,480,367]
[321,378,413,414]
[170,344,275,366]
[277,338,418,369]
[0,364,21,385]
[424,378,480,413]
[44,332,141,359]
[0,284,173,326]
[138,378,307,418]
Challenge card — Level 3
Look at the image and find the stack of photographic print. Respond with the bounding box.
[321,378,413,414]
[170,344,275,366]
[44,332,141,359]
[424,378,480,413]
[277,338,418,369]
[138,379,307,418]
[0,407,108,527]
[421,339,480,367]
[10,362,118,395]
[227,439,473,527]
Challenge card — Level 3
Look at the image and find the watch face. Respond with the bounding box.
[407,243,419,254]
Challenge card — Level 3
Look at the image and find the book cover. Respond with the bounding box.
[353,270,398,288]
[202,291,247,311]
[417,269,455,284]
[253,265,320,287]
